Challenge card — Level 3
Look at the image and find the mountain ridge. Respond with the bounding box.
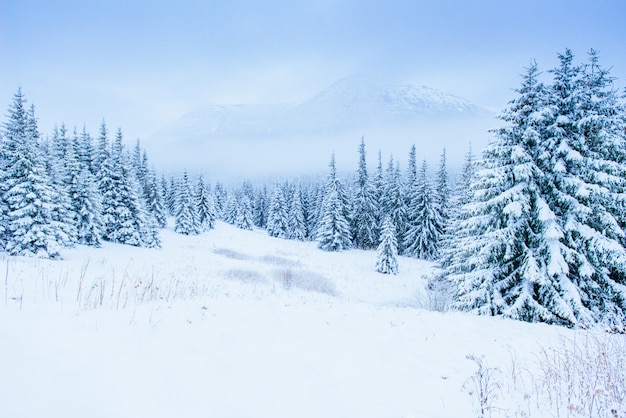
[144,76,497,176]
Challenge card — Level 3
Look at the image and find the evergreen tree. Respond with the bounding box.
[1,90,67,257]
[375,216,399,275]
[317,154,352,251]
[78,125,94,174]
[381,157,407,253]
[445,53,626,329]
[351,138,378,249]
[174,170,200,235]
[371,150,385,243]
[440,144,478,268]
[195,175,216,231]
[435,148,452,229]
[98,128,149,246]
[253,185,269,228]
[404,160,444,260]
[234,194,254,231]
[213,182,227,217]
[221,192,237,225]
[266,183,289,238]
[445,62,567,323]
[92,120,109,178]
[166,176,178,216]
[145,168,167,228]
[288,184,307,241]
[74,167,104,246]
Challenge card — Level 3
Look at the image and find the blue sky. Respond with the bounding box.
[2,0,625,140]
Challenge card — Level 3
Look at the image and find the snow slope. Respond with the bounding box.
[1,222,623,417]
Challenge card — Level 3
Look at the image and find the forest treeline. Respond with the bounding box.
[2,49,625,330]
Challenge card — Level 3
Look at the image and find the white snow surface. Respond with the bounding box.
[0,221,616,418]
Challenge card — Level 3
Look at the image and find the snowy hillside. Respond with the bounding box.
[2,221,624,418]
[144,77,496,177]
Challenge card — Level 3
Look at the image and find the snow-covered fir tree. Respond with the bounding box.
[381,157,407,253]
[144,168,167,229]
[404,160,444,260]
[266,183,289,238]
[287,184,307,241]
[221,192,237,225]
[73,167,104,246]
[253,185,269,228]
[445,62,570,324]
[213,182,227,218]
[195,175,216,231]
[445,52,626,329]
[317,154,352,251]
[439,144,478,269]
[174,170,200,235]
[234,193,254,231]
[92,120,109,179]
[0,90,70,258]
[98,128,152,246]
[166,176,178,216]
[375,216,399,275]
[77,125,95,175]
[351,138,378,249]
[435,149,452,230]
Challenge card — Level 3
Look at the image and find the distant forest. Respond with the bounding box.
[2,49,625,330]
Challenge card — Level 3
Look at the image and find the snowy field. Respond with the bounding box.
[1,222,624,418]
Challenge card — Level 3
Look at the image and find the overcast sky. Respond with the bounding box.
[2,0,625,141]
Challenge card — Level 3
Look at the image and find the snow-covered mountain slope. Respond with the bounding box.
[2,222,623,418]
[145,77,497,178]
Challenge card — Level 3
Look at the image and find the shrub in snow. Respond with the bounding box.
[274,268,337,296]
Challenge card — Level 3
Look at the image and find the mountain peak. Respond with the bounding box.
[145,77,495,176]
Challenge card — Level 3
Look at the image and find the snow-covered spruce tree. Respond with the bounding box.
[305,182,324,240]
[371,150,385,243]
[404,160,444,260]
[375,216,399,275]
[77,125,95,175]
[98,128,150,246]
[234,193,254,231]
[213,182,227,217]
[195,175,216,231]
[439,144,478,269]
[381,157,407,253]
[288,184,307,241]
[317,154,352,251]
[92,120,109,180]
[253,185,269,228]
[43,123,78,246]
[445,62,570,323]
[435,148,452,230]
[221,192,237,225]
[351,138,378,249]
[406,144,418,192]
[166,176,178,216]
[73,167,104,246]
[537,50,626,328]
[0,90,68,258]
[174,170,200,235]
[446,54,626,329]
[144,168,167,229]
[266,183,289,238]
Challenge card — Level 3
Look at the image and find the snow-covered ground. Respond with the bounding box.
[1,222,624,417]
